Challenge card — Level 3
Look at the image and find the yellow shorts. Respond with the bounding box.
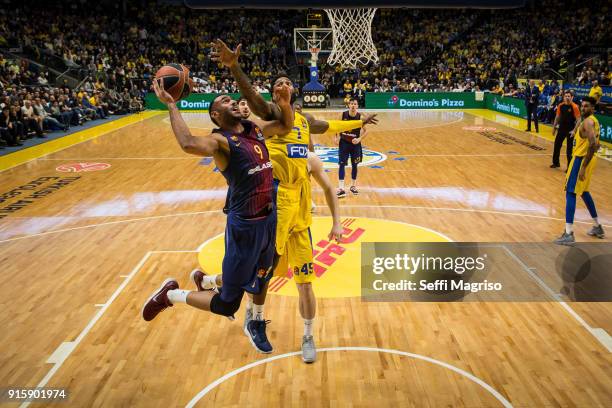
[274,181,314,284]
[566,155,596,195]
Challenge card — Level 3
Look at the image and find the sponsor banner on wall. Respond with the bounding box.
[562,84,612,103]
[598,114,612,143]
[484,94,527,118]
[145,92,272,110]
[366,92,483,109]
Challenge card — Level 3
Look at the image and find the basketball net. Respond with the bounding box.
[309,47,320,66]
[324,8,379,68]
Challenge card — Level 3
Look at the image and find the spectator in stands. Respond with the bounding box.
[47,96,74,128]
[129,96,144,112]
[503,84,518,97]
[33,97,67,131]
[342,80,352,98]
[543,89,562,124]
[589,79,603,105]
[0,106,24,146]
[58,95,82,126]
[20,100,44,137]
[9,105,27,140]
[82,92,106,119]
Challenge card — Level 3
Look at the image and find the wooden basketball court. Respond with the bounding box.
[1,109,611,407]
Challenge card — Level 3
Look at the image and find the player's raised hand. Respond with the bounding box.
[362,113,378,126]
[275,83,292,106]
[152,78,175,106]
[210,39,241,68]
[328,222,344,243]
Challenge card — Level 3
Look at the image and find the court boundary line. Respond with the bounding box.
[0,111,163,173]
[185,346,513,408]
[332,205,611,229]
[19,249,198,408]
[163,111,466,132]
[500,245,612,353]
[393,153,549,157]
[39,157,195,161]
[0,210,223,245]
[463,110,612,163]
[2,207,609,245]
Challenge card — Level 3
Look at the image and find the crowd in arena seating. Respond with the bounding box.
[331,0,609,97]
[0,53,146,148]
[0,0,609,143]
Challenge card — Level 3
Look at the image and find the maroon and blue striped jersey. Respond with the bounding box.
[340,110,362,143]
[215,120,274,218]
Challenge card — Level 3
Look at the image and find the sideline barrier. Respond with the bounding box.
[145,92,271,110]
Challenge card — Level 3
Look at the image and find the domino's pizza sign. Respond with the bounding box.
[315,146,387,169]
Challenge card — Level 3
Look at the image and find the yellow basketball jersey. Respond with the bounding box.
[573,115,600,157]
[266,111,311,184]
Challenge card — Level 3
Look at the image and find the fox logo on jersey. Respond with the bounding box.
[287,143,309,158]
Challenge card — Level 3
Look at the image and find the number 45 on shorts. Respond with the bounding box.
[293,263,314,276]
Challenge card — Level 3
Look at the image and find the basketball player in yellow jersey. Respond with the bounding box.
[212,39,378,362]
[555,96,605,245]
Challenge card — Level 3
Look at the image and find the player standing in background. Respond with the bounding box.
[555,96,605,245]
[335,97,367,198]
[210,39,377,362]
[237,96,251,119]
[142,80,294,350]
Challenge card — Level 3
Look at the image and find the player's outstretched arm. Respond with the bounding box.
[210,39,279,121]
[303,112,379,135]
[260,83,294,138]
[308,152,343,242]
[153,78,221,157]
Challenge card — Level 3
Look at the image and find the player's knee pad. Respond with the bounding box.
[210,293,241,317]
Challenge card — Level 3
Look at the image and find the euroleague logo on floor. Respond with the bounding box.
[198,217,452,298]
[315,146,386,169]
[56,162,111,172]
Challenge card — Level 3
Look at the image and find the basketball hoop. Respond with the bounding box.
[324,8,379,68]
[309,47,321,63]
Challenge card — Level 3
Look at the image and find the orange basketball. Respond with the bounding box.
[154,63,193,102]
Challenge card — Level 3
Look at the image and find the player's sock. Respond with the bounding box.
[202,275,218,290]
[246,296,254,311]
[253,304,264,321]
[565,223,573,235]
[351,179,357,187]
[581,192,599,225]
[339,179,345,189]
[167,289,190,304]
[304,318,314,336]
[593,218,600,227]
